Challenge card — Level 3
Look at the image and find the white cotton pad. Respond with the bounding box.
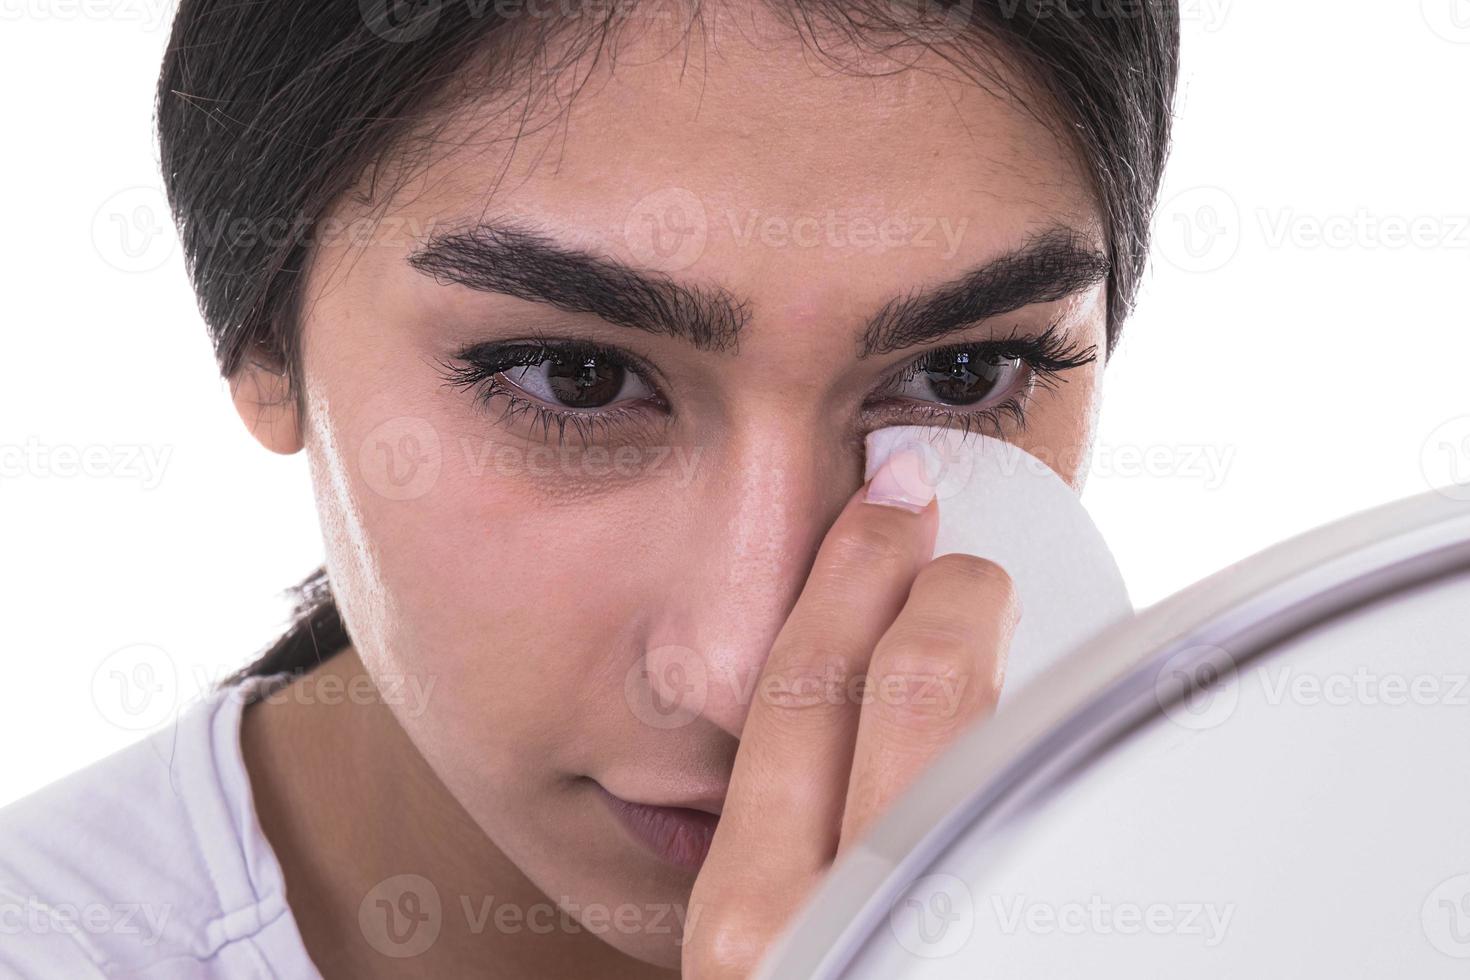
[864,425,1133,698]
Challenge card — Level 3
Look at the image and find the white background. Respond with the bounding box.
[2,0,1468,806]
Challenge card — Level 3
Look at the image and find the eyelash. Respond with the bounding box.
[435,323,1096,447]
[435,336,668,446]
[862,322,1095,439]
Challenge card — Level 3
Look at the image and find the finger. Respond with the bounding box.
[703,447,939,880]
[685,449,941,977]
[839,553,1019,849]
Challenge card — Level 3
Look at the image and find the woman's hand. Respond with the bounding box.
[682,448,1021,978]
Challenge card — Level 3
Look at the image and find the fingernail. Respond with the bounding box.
[865,446,939,513]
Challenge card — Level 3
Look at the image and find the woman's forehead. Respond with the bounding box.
[358,9,1098,237]
[312,23,1104,337]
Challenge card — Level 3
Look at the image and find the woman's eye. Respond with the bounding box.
[897,350,1027,407]
[502,351,655,410]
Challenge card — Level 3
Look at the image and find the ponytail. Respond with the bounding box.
[220,564,350,688]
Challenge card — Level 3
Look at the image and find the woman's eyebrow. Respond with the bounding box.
[407,222,1106,358]
[407,222,750,353]
[857,228,1110,357]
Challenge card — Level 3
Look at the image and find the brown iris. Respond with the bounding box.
[544,353,626,408]
[922,351,1020,405]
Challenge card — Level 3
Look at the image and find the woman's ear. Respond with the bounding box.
[229,351,304,455]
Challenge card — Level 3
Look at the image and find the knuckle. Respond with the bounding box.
[759,638,857,719]
[824,520,913,573]
[872,632,972,682]
[921,553,1015,596]
[867,631,981,725]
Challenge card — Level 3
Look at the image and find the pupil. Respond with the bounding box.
[923,352,1011,405]
[546,354,624,408]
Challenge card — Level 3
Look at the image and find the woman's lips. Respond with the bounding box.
[594,783,720,871]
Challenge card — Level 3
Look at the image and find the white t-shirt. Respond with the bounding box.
[0,671,322,978]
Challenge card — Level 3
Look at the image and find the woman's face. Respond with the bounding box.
[239,8,1106,968]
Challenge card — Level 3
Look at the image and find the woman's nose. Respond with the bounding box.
[642,431,859,740]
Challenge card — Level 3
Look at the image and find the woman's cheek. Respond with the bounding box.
[334,421,681,757]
